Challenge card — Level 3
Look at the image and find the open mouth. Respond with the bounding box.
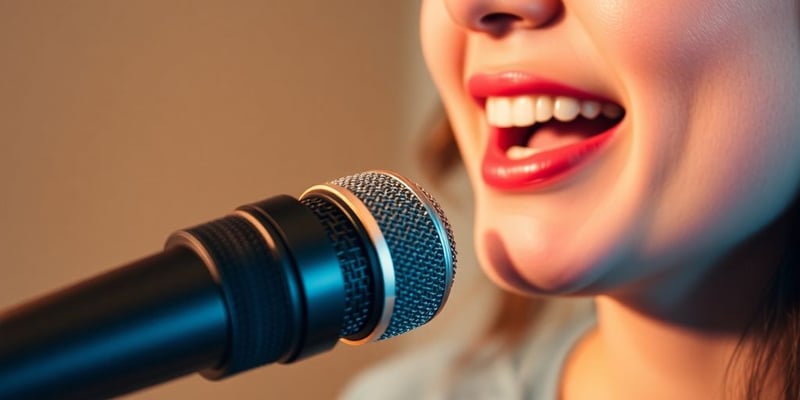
[480,93,625,190]
[466,72,626,190]
[487,95,625,160]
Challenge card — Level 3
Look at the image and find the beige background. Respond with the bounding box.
[0,1,477,398]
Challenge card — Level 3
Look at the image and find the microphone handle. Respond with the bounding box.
[0,246,228,399]
[0,195,346,399]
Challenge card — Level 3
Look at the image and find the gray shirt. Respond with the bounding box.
[341,298,595,400]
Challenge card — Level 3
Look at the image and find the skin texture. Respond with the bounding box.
[421,0,800,398]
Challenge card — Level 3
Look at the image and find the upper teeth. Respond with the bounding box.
[486,95,623,128]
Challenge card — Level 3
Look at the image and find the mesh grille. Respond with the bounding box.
[410,181,458,283]
[300,196,374,337]
[332,171,456,340]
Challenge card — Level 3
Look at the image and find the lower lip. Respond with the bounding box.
[481,126,617,191]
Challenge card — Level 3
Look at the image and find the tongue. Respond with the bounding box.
[526,118,613,150]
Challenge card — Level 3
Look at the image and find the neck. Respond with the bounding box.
[562,213,792,400]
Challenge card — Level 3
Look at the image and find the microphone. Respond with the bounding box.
[0,170,457,399]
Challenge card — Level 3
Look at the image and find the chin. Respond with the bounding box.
[468,177,651,297]
[474,226,625,297]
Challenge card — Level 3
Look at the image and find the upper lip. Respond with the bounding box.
[467,71,620,108]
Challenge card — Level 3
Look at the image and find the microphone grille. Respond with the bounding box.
[330,171,456,340]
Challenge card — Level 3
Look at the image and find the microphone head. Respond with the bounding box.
[301,170,456,344]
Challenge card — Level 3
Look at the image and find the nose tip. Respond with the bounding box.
[445,0,562,36]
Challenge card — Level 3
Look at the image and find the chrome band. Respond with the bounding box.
[374,170,455,316]
[165,230,221,283]
[300,183,396,345]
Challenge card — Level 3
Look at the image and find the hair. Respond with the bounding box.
[731,196,800,400]
[420,111,800,399]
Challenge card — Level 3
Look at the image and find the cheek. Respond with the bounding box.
[651,24,800,258]
[421,0,484,178]
[651,72,800,258]
[581,0,799,109]
[583,0,800,257]
[420,0,465,109]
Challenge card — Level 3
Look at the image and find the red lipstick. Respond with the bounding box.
[482,126,616,190]
[468,71,616,105]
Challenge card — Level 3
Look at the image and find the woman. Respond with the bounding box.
[347,0,800,398]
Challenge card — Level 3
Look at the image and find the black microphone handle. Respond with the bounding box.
[0,246,228,399]
[0,195,346,399]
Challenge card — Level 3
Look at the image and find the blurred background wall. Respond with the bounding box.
[0,1,481,398]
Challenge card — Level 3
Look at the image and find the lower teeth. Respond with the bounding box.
[506,145,540,160]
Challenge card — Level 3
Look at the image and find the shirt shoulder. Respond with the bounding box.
[340,298,596,400]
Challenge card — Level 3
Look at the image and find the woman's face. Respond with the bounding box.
[421,0,800,295]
